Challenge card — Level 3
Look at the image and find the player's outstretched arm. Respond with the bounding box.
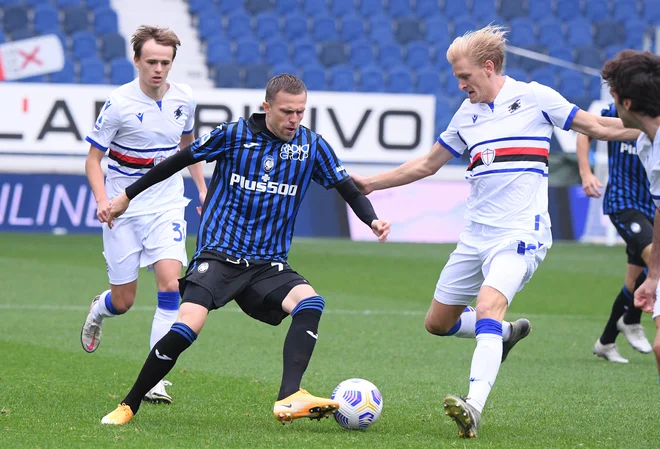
[570,110,641,142]
[105,148,197,228]
[352,142,454,194]
[576,133,603,198]
[335,179,390,242]
[635,209,660,313]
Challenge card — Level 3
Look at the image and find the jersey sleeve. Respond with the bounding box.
[85,95,120,152]
[529,81,579,131]
[183,94,196,135]
[648,160,660,208]
[189,124,227,162]
[436,110,468,158]
[312,136,349,189]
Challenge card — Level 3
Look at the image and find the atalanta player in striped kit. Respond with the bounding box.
[353,25,639,438]
[577,105,654,363]
[98,74,391,426]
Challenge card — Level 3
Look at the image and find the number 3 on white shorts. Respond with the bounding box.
[172,221,186,242]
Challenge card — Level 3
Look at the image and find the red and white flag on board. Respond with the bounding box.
[0,34,65,81]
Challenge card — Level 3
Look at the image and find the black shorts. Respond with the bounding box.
[179,253,309,326]
[609,209,654,266]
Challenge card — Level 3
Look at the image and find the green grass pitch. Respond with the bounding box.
[0,234,658,448]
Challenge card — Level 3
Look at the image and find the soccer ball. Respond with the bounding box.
[331,378,383,430]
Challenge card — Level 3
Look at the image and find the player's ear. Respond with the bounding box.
[133,55,139,68]
[484,60,495,76]
[622,98,633,111]
[262,101,270,114]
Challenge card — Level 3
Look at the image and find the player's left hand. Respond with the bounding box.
[634,276,658,313]
[197,189,207,215]
[106,192,130,229]
[371,219,391,243]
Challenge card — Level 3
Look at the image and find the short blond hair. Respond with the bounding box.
[446,24,508,73]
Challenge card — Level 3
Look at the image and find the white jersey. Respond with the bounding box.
[438,76,578,231]
[86,79,196,217]
[636,132,660,207]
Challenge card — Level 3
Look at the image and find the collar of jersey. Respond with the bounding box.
[248,113,300,142]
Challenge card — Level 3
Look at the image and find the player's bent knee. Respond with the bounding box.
[177,302,209,335]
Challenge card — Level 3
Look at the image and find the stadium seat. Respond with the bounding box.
[588,75,604,99]
[302,0,330,18]
[25,0,51,6]
[110,58,135,85]
[585,0,610,23]
[349,40,376,68]
[19,74,47,83]
[330,65,355,92]
[217,0,243,14]
[604,44,626,61]
[530,67,557,89]
[3,5,29,34]
[378,42,403,66]
[244,64,271,89]
[56,0,81,6]
[613,0,640,21]
[292,41,318,66]
[360,0,382,17]
[301,65,326,90]
[396,17,424,45]
[331,0,356,17]
[236,37,261,65]
[94,7,118,35]
[245,0,273,15]
[538,17,564,48]
[341,15,365,42]
[86,0,110,11]
[198,12,224,42]
[226,11,252,40]
[34,5,60,35]
[643,0,660,25]
[566,17,593,47]
[406,41,431,69]
[444,0,468,18]
[313,16,339,42]
[80,57,106,84]
[509,17,536,48]
[548,46,573,62]
[369,14,395,43]
[255,12,280,41]
[387,65,413,93]
[63,7,90,35]
[264,39,289,66]
[434,43,451,70]
[595,20,625,47]
[0,31,5,44]
[50,57,75,83]
[214,63,241,87]
[559,70,586,99]
[101,33,126,61]
[359,65,385,92]
[72,31,98,60]
[188,0,210,15]
[556,0,582,21]
[11,29,36,41]
[416,65,441,94]
[272,62,297,75]
[415,0,440,19]
[624,19,646,48]
[206,37,232,65]
[471,0,498,23]
[284,13,308,40]
[504,67,528,82]
[275,0,297,15]
[387,0,412,18]
[320,41,347,66]
[575,46,603,69]
[499,0,526,20]
[528,0,552,21]
[452,15,477,39]
[425,15,450,48]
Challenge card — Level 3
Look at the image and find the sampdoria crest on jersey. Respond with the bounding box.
[508,99,521,113]
[263,154,275,173]
[173,106,183,120]
[154,155,166,165]
[482,148,496,166]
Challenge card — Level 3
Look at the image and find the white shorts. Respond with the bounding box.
[434,222,552,306]
[102,208,188,285]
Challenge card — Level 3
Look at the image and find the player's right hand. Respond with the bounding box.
[581,172,603,198]
[371,219,391,243]
[634,276,658,314]
[351,173,373,195]
[105,192,130,229]
[96,199,110,223]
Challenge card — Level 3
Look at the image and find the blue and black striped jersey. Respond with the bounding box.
[189,113,348,262]
[601,104,654,219]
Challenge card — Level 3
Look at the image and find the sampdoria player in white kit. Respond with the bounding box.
[601,49,660,384]
[81,26,207,403]
[352,25,639,439]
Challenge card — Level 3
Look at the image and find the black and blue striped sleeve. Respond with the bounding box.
[312,136,349,189]
[189,123,228,162]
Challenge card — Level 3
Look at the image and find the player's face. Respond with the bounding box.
[263,91,307,141]
[134,39,174,90]
[452,57,492,104]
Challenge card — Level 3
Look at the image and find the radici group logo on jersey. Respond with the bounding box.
[280,143,309,161]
